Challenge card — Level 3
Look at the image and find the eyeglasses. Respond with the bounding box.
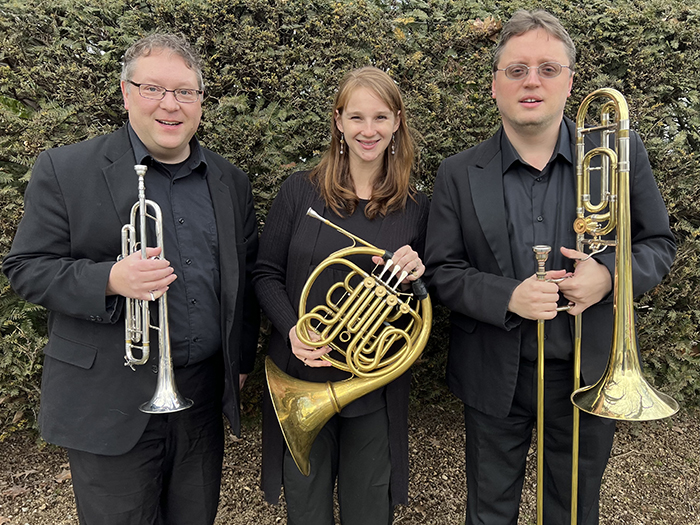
[129,81,203,103]
[495,62,573,81]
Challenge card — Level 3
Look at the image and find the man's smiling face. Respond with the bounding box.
[121,49,202,163]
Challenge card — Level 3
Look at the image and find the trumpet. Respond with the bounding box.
[121,164,193,414]
[265,207,432,475]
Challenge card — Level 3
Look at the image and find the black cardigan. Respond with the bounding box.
[253,171,430,505]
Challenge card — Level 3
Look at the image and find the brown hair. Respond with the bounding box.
[121,33,204,90]
[492,9,576,72]
[309,66,416,219]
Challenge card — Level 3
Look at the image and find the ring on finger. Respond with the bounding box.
[149,291,156,301]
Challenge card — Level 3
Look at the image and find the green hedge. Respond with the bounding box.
[1,0,699,436]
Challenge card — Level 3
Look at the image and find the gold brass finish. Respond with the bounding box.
[565,88,678,524]
[533,245,551,525]
[265,208,432,476]
[533,88,678,525]
[570,88,679,420]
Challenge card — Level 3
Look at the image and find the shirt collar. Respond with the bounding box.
[127,122,208,177]
[500,120,573,174]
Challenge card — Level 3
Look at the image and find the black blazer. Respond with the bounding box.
[3,125,259,454]
[424,117,676,418]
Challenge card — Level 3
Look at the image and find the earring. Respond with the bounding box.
[391,133,396,155]
[339,133,345,155]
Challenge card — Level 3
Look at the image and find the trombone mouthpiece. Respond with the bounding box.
[532,245,552,256]
[134,164,148,177]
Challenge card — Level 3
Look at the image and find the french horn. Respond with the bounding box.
[265,207,432,475]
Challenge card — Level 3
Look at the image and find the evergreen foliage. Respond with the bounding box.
[1,0,699,436]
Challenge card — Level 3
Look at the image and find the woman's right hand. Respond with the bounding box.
[289,326,332,367]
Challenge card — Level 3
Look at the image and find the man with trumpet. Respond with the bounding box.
[425,9,676,525]
[3,34,259,524]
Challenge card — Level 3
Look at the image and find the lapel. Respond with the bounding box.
[102,126,141,226]
[206,157,239,326]
[468,128,515,278]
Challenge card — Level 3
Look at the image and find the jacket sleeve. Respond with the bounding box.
[239,175,261,375]
[253,177,301,342]
[424,158,521,330]
[3,150,117,323]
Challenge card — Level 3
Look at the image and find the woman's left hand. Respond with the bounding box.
[372,244,424,284]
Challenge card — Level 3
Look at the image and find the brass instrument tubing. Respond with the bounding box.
[533,245,551,525]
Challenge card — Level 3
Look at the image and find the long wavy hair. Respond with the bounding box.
[309,66,416,219]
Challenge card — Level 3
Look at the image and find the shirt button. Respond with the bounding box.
[178,218,185,224]
[537,216,543,222]
[185,259,192,265]
[151,365,158,374]
[191,299,197,305]
[193,337,200,343]
[536,177,542,182]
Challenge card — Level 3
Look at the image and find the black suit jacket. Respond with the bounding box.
[3,125,259,454]
[424,117,675,418]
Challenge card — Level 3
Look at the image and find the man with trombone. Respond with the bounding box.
[3,34,259,524]
[425,9,676,525]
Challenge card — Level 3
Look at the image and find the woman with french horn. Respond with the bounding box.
[253,66,429,524]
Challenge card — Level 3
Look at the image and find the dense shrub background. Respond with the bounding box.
[1,0,699,436]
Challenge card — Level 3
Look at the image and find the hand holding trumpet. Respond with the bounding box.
[106,246,177,301]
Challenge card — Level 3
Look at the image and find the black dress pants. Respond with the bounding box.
[464,359,616,525]
[67,355,225,525]
[283,407,392,525]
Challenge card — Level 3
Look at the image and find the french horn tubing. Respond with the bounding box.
[265,207,432,475]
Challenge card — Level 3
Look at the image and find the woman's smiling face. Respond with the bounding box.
[335,86,400,174]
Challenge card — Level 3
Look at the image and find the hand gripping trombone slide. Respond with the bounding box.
[121,164,193,414]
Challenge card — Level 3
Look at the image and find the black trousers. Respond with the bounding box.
[68,355,225,525]
[464,359,616,525]
[283,407,392,525]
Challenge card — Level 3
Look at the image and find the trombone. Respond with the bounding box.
[533,88,678,525]
[121,164,193,414]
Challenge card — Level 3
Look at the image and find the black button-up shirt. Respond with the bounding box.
[501,122,576,361]
[128,124,221,367]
